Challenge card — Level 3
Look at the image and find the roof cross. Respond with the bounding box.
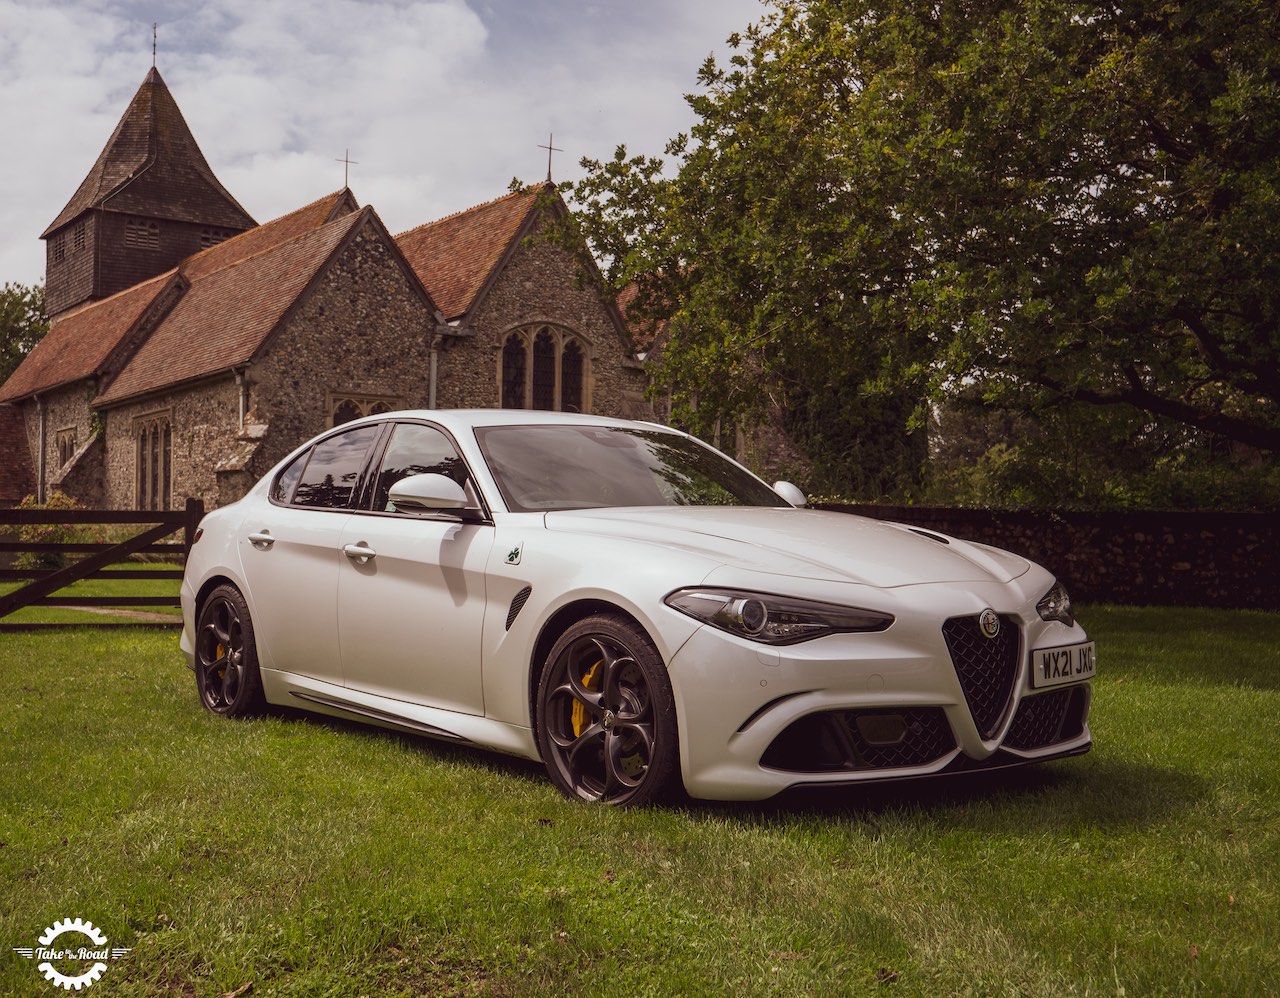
[538,133,564,183]
[335,148,359,188]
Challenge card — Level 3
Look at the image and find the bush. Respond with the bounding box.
[13,491,88,572]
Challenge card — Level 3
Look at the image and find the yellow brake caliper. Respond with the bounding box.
[571,660,603,737]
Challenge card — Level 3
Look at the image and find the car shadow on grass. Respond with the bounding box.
[263,703,1205,832]
[682,753,1208,833]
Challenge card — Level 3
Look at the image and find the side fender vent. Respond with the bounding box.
[506,586,532,631]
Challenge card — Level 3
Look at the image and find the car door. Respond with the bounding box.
[337,421,493,715]
[240,422,383,687]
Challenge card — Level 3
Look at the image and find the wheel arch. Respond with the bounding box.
[194,574,243,622]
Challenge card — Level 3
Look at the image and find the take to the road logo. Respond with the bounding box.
[12,917,130,990]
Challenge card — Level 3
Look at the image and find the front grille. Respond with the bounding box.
[1005,686,1088,750]
[942,614,1020,739]
[760,707,956,773]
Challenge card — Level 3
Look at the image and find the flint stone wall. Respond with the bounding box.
[818,503,1279,610]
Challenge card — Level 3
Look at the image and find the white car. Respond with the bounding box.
[181,410,1094,804]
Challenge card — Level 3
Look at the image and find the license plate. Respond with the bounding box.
[1031,641,1096,688]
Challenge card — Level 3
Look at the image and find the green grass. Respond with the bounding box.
[1,607,1277,995]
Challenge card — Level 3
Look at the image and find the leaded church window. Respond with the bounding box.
[134,412,172,511]
[329,393,404,426]
[499,325,590,413]
[55,428,78,467]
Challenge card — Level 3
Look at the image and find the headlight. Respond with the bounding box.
[665,588,893,645]
[1037,580,1074,626]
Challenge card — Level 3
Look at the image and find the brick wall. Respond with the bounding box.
[817,502,1280,610]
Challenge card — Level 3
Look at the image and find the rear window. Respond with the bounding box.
[283,424,382,509]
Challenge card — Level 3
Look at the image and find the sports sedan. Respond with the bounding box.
[181,410,1095,804]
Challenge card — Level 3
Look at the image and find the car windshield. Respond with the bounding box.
[474,424,784,512]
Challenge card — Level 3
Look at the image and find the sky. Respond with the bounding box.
[0,0,766,287]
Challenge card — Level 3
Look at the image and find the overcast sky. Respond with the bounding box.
[0,0,765,287]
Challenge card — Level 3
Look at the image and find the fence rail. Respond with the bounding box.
[0,499,204,631]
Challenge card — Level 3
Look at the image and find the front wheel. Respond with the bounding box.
[536,614,679,805]
[195,584,266,718]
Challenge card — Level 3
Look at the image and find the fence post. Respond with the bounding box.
[183,498,205,562]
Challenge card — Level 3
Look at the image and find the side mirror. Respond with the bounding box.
[772,481,808,508]
[387,473,469,514]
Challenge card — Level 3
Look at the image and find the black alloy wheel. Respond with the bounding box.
[536,614,679,805]
[195,584,266,717]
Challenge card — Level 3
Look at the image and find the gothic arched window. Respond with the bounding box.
[502,336,527,408]
[499,325,591,413]
[134,412,172,511]
[329,392,405,427]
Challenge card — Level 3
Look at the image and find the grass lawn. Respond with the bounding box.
[1,606,1277,996]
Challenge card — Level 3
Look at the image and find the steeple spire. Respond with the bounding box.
[41,67,257,318]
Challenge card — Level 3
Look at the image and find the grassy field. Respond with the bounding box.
[1,606,1277,996]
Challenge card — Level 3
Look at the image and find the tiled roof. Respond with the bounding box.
[181,189,357,281]
[0,192,358,406]
[0,405,35,502]
[43,67,255,237]
[96,208,369,406]
[0,272,178,403]
[615,280,668,353]
[397,185,548,321]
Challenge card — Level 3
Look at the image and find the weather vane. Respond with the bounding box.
[335,149,359,187]
[152,23,157,67]
[538,133,564,183]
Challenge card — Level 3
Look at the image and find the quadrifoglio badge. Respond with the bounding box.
[12,917,130,990]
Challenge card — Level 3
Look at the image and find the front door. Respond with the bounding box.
[337,421,493,715]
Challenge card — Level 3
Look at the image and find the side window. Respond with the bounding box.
[291,425,382,509]
[373,423,468,512]
[271,451,307,503]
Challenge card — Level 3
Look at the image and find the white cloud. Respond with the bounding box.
[0,0,765,286]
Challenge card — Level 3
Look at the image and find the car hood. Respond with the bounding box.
[541,507,1031,588]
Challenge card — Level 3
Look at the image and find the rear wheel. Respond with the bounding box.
[536,614,679,805]
[195,584,266,718]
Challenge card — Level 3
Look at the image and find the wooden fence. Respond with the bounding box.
[0,499,204,631]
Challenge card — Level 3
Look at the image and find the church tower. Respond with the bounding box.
[41,67,257,319]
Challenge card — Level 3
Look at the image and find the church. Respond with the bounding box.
[0,68,650,509]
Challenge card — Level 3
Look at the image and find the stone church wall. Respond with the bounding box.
[102,377,240,509]
[435,221,651,418]
[18,383,102,504]
[247,225,439,483]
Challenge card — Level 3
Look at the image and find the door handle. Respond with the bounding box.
[343,542,376,564]
[247,531,274,549]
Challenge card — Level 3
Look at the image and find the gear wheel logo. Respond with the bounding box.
[12,917,130,990]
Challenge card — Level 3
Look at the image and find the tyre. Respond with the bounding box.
[536,613,679,805]
[195,584,266,718]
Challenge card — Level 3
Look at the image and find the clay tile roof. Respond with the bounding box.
[97,208,369,406]
[0,405,35,502]
[396,185,548,321]
[43,67,255,237]
[0,272,177,403]
[180,189,357,281]
[615,280,668,353]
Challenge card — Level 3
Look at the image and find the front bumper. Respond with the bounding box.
[666,585,1093,801]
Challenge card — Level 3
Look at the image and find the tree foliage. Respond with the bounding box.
[563,0,1280,495]
[0,282,48,384]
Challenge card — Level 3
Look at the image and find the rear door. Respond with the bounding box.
[337,421,494,715]
[240,423,383,687]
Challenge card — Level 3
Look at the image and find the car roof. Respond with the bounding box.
[354,409,674,433]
